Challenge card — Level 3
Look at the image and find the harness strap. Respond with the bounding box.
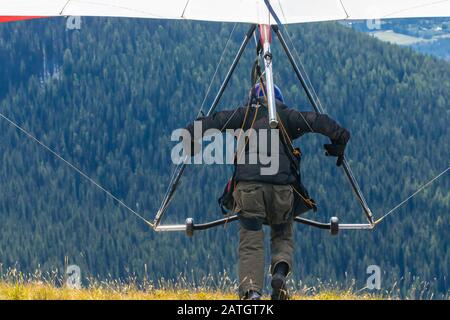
[251,53,315,209]
[277,113,316,208]
[220,51,266,215]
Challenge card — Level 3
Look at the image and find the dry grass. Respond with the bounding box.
[0,267,386,300]
[0,282,378,300]
[0,266,444,300]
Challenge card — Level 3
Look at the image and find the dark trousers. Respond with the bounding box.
[233,181,294,297]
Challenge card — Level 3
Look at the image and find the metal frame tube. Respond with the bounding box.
[153,25,257,229]
[273,25,374,225]
[339,224,374,230]
[154,215,374,233]
[153,22,376,234]
[259,25,278,128]
[208,24,257,115]
[154,224,187,232]
[294,217,330,229]
[194,215,239,230]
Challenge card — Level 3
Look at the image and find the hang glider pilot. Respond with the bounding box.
[184,84,350,300]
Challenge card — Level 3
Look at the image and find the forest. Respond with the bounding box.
[0,18,448,298]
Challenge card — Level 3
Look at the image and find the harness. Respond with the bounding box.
[219,54,316,217]
[277,113,317,214]
[218,54,265,215]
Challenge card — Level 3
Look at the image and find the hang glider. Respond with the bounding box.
[0,0,449,25]
[0,0,448,237]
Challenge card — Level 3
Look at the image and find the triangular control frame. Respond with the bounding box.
[152,23,375,237]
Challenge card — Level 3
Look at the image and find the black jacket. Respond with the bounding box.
[186,100,350,185]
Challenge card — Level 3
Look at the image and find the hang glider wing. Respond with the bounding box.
[0,0,449,24]
[0,16,47,23]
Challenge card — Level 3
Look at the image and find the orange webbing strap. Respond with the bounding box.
[277,112,316,208]
[226,95,261,216]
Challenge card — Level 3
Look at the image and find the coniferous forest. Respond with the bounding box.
[0,18,448,297]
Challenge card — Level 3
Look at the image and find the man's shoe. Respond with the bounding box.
[245,290,262,300]
[271,273,289,300]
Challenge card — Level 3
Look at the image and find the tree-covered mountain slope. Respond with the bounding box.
[0,18,448,297]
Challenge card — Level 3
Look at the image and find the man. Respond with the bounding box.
[185,84,350,300]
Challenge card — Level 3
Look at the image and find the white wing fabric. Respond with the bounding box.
[0,0,449,24]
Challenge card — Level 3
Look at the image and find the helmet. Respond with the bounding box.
[252,83,284,103]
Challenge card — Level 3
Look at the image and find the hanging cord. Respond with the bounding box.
[157,23,239,218]
[277,1,327,114]
[197,23,237,118]
[224,52,267,220]
[267,2,376,222]
[0,112,154,228]
[251,51,317,209]
[236,102,259,163]
[374,166,449,225]
[158,23,238,213]
[277,114,316,208]
[225,95,255,220]
[234,55,266,163]
[275,3,449,226]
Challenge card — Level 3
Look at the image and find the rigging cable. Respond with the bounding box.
[271,0,448,226]
[277,0,327,114]
[1,17,447,232]
[0,112,154,228]
[156,23,238,218]
[197,22,238,117]
[157,22,238,213]
[374,166,449,225]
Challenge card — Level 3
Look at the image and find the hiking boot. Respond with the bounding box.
[271,273,289,300]
[244,290,262,300]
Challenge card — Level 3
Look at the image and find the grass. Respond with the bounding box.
[6,267,433,300]
[0,265,445,300]
[0,281,378,300]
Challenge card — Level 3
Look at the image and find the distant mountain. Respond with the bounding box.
[0,18,448,298]
[344,18,450,61]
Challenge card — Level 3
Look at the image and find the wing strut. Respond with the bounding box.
[153,24,257,229]
[153,22,375,235]
[272,25,374,225]
[263,0,374,225]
